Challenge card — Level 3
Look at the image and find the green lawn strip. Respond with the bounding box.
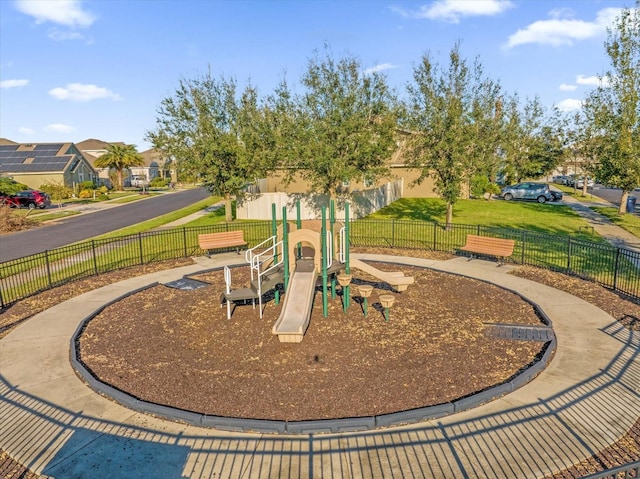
[367,198,605,239]
[554,185,610,203]
[592,206,640,238]
[29,210,81,222]
[93,196,222,240]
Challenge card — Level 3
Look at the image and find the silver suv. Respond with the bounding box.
[500,182,554,203]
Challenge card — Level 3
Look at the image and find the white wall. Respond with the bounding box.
[236,180,403,220]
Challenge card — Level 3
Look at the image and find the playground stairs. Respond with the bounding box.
[250,263,285,292]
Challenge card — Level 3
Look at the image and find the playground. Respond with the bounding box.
[76,201,549,423]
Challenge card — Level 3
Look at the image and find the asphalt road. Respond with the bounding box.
[0,188,210,262]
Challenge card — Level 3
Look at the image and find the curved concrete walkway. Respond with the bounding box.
[1,253,639,478]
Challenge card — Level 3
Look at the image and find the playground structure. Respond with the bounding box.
[222,200,414,342]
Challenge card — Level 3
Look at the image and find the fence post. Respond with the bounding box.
[566,236,572,273]
[613,248,620,292]
[433,222,437,250]
[0,286,4,310]
[45,250,53,287]
[92,240,99,275]
[138,233,144,265]
[392,219,396,248]
[521,231,526,265]
[183,227,188,257]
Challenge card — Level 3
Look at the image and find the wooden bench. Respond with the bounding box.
[460,234,515,264]
[198,230,247,256]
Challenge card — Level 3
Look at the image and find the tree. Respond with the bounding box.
[146,72,266,222]
[587,2,640,214]
[403,43,502,224]
[500,96,563,184]
[94,144,144,191]
[565,109,601,196]
[0,177,25,196]
[278,46,399,204]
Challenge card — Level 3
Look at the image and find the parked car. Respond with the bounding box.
[0,193,20,207]
[553,175,570,185]
[574,177,595,189]
[5,190,51,209]
[550,190,563,201]
[499,182,555,203]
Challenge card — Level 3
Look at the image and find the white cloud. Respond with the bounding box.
[576,74,610,87]
[48,30,86,41]
[556,98,583,112]
[44,123,75,133]
[392,0,513,23]
[559,84,577,91]
[15,0,96,28]
[0,79,29,89]
[506,7,621,48]
[48,83,121,102]
[364,63,399,75]
[18,127,35,135]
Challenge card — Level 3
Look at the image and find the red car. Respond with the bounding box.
[2,190,51,209]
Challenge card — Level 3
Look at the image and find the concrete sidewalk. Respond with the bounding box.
[1,253,638,478]
[560,193,640,251]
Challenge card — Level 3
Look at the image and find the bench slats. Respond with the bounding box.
[198,231,246,255]
[460,234,514,262]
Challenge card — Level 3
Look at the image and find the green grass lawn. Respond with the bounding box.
[367,197,599,238]
[553,185,608,203]
[592,206,640,237]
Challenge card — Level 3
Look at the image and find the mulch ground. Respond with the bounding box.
[1,250,639,478]
[77,260,545,421]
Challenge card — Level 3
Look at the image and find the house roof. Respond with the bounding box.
[0,138,18,145]
[0,142,92,174]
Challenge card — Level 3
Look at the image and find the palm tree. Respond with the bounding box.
[94,144,144,191]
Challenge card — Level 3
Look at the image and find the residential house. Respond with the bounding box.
[237,133,440,220]
[0,140,98,191]
[76,139,173,187]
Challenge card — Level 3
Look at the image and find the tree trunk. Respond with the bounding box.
[116,170,124,191]
[619,191,629,215]
[225,193,233,223]
[445,202,453,228]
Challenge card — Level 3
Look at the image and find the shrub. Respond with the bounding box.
[79,180,96,191]
[78,189,94,199]
[471,175,501,200]
[40,181,73,204]
[0,177,28,196]
[150,177,169,187]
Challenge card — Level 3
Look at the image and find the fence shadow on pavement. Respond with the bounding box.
[1,321,638,478]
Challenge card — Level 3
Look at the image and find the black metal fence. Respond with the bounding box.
[2,219,640,310]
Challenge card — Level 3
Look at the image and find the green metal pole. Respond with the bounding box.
[330,199,336,299]
[363,297,368,317]
[283,207,289,292]
[384,307,389,322]
[296,200,302,259]
[321,207,328,317]
[272,203,279,304]
[344,202,351,309]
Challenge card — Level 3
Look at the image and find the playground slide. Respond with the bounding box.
[272,263,317,343]
[349,258,414,291]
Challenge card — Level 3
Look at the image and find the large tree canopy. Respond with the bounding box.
[146,72,266,222]
[94,143,143,191]
[277,47,399,203]
[587,2,640,214]
[403,43,503,224]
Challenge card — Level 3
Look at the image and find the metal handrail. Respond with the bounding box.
[579,460,640,478]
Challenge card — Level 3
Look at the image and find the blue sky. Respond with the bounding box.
[0,0,634,152]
